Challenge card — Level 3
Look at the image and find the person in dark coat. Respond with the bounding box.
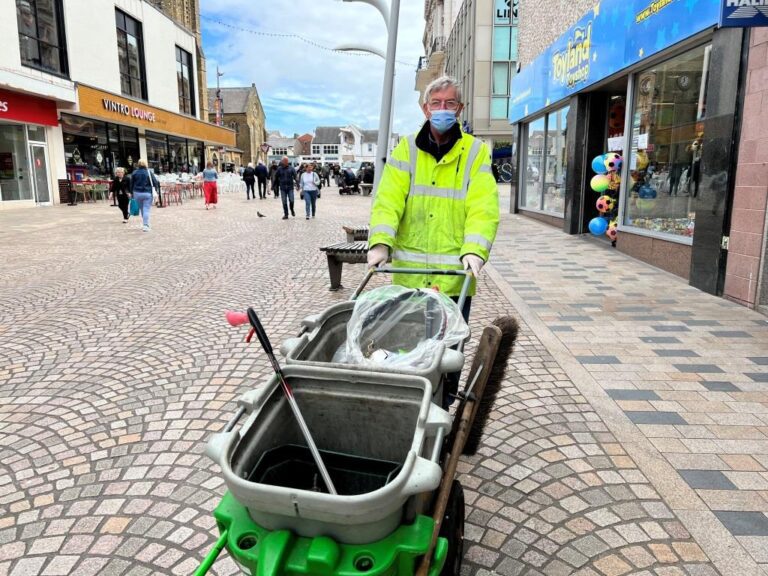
[268,161,279,198]
[110,167,132,223]
[275,156,297,219]
[243,162,257,200]
[255,161,269,199]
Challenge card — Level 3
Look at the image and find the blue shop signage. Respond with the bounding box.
[721,0,768,27]
[509,0,722,123]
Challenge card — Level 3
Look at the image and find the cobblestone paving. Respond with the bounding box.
[0,189,749,575]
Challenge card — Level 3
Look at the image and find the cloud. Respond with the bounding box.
[201,0,426,138]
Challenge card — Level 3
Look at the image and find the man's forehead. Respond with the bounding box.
[430,87,459,100]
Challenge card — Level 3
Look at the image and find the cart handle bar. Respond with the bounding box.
[352,267,473,314]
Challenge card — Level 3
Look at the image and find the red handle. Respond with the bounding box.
[225,311,249,327]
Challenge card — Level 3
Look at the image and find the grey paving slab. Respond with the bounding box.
[679,471,738,490]
[748,358,768,366]
[625,412,688,425]
[699,381,741,392]
[654,349,701,358]
[745,373,768,383]
[673,364,726,374]
[606,390,662,401]
[714,512,768,536]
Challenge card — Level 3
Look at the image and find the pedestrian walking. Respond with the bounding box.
[268,160,279,198]
[109,167,132,223]
[275,156,297,220]
[243,162,257,200]
[202,162,218,209]
[130,159,160,232]
[299,162,321,219]
[255,161,269,199]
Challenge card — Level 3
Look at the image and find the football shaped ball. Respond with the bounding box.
[606,220,618,241]
[604,153,623,172]
[596,195,615,214]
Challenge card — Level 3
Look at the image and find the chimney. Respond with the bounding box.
[251,83,255,88]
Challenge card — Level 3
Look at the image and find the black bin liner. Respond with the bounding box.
[248,444,402,496]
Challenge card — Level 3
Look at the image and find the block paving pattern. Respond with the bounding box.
[0,190,746,575]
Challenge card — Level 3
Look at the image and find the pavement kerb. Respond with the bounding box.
[484,261,763,576]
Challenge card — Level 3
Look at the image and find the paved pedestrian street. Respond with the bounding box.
[1,188,767,576]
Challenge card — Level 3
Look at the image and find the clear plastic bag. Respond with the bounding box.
[333,285,469,369]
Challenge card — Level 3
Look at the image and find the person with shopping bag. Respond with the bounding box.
[129,159,160,232]
[202,162,219,209]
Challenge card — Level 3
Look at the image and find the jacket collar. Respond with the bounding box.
[415,121,464,163]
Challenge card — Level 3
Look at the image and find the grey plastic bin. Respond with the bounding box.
[206,365,451,544]
[279,301,465,395]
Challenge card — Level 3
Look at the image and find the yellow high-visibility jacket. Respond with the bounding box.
[369,130,499,296]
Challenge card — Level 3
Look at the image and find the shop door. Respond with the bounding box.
[29,144,50,204]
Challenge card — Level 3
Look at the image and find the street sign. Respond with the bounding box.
[260,143,271,153]
[720,0,768,27]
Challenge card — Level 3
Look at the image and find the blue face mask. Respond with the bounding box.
[429,110,457,134]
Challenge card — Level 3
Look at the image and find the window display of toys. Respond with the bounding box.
[606,219,618,242]
[596,195,615,214]
[592,154,608,174]
[589,216,609,235]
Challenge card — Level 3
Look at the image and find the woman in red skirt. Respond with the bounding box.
[202,162,218,209]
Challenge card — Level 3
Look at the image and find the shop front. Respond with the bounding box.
[509,0,747,296]
[64,85,234,179]
[0,88,59,207]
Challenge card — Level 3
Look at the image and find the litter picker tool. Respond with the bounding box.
[226,308,338,495]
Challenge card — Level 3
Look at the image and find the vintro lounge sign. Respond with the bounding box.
[102,98,156,122]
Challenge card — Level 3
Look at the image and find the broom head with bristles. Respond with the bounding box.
[463,315,519,455]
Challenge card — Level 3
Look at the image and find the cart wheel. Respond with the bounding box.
[440,480,465,576]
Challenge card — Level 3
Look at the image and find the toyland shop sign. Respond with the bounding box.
[720,0,768,27]
[509,0,723,123]
[102,98,156,122]
[552,23,591,89]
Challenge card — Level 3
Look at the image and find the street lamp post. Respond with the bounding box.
[339,0,401,197]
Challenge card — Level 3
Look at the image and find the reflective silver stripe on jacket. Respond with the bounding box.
[370,224,396,238]
[392,250,462,267]
[412,185,465,200]
[464,234,492,250]
[407,135,418,197]
[387,158,410,172]
[461,138,483,193]
[478,164,493,174]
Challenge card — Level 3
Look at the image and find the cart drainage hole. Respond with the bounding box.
[238,535,258,550]
[354,555,375,572]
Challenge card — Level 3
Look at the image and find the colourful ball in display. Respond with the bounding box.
[606,226,618,241]
[591,155,608,174]
[596,195,616,214]
[604,153,623,172]
[636,150,649,171]
[588,217,608,236]
[591,175,610,193]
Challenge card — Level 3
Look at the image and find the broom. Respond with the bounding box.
[461,315,519,455]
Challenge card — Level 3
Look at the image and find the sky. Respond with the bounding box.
[200,0,427,138]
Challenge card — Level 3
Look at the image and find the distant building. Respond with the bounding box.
[266,131,298,165]
[415,0,461,102]
[207,84,267,169]
[295,133,313,156]
[314,125,398,164]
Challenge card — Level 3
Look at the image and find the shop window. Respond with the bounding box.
[116,9,147,100]
[16,0,68,77]
[176,46,195,116]
[543,108,568,213]
[520,106,569,214]
[623,44,711,240]
[146,131,169,175]
[521,116,545,210]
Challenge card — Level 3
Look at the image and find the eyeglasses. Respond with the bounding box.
[428,99,460,111]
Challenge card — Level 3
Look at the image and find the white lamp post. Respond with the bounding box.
[339,0,401,197]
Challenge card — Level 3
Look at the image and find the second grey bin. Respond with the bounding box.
[206,365,451,544]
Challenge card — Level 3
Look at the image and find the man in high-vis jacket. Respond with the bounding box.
[367,75,499,316]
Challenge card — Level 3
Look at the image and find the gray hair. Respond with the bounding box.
[423,75,462,105]
[248,162,254,168]
[115,167,125,175]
